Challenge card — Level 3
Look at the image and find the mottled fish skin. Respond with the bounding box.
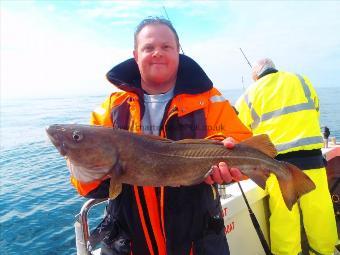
[46,124,316,210]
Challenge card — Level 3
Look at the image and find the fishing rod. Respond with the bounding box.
[162,6,185,55]
[239,47,252,68]
[238,48,272,254]
[237,182,272,255]
[239,48,252,91]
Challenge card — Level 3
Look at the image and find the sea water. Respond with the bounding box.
[0,87,339,255]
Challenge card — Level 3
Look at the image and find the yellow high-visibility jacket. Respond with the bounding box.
[235,71,323,155]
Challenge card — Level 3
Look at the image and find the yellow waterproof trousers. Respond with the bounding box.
[266,168,338,255]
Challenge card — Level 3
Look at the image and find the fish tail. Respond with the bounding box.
[276,161,316,210]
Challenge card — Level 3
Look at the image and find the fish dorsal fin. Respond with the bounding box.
[175,139,223,145]
[240,134,277,158]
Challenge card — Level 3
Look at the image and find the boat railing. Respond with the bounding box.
[74,198,107,255]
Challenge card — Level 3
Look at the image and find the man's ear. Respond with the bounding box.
[133,50,138,62]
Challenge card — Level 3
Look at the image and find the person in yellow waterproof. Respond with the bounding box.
[235,58,337,255]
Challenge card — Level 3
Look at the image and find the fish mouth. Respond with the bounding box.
[46,125,67,156]
[56,141,67,156]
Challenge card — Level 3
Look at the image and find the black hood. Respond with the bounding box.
[106,54,213,95]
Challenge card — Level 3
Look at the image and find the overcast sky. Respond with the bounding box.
[1,0,340,99]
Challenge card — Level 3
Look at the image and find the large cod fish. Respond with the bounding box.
[46,124,316,210]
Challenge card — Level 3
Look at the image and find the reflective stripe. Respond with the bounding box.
[94,106,106,115]
[297,73,319,111]
[296,74,311,101]
[261,101,315,122]
[276,136,323,152]
[244,94,251,108]
[250,109,260,129]
[244,94,261,129]
[250,74,316,128]
[210,95,225,103]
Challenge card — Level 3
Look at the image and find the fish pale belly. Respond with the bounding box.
[67,159,111,183]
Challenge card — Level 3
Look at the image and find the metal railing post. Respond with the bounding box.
[75,198,107,255]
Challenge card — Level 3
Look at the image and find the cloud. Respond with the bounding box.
[76,1,165,21]
[183,1,340,90]
[1,7,130,99]
[75,0,228,28]
[1,1,339,100]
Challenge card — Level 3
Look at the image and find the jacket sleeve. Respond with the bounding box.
[90,95,114,126]
[234,92,253,130]
[205,88,252,142]
[70,176,110,198]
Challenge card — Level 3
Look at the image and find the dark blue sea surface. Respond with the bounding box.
[0,96,108,255]
[0,87,339,255]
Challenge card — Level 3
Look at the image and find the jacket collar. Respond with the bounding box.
[106,54,213,96]
[258,68,278,80]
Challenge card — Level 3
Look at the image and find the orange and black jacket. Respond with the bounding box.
[72,55,252,255]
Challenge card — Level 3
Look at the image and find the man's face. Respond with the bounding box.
[133,24,179,93]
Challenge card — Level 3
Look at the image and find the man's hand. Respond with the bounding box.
[204,137,243,185]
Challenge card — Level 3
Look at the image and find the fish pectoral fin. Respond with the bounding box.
[188,168,213,185]
[109,176,122,199]
[239,134,277,158]
[276,162,316,210]
[108,159,123,199]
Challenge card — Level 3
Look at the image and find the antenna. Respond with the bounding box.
[162,6,170,21]
[162,6,185,55]
[239,48,252,68]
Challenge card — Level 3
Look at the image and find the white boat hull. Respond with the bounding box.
[221,180,269,255]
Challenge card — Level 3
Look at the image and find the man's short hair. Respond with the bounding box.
[134,17,180,49]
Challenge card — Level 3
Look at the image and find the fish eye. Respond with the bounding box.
[72,130,83,142]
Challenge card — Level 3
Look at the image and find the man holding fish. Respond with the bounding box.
[71,17,251,255]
